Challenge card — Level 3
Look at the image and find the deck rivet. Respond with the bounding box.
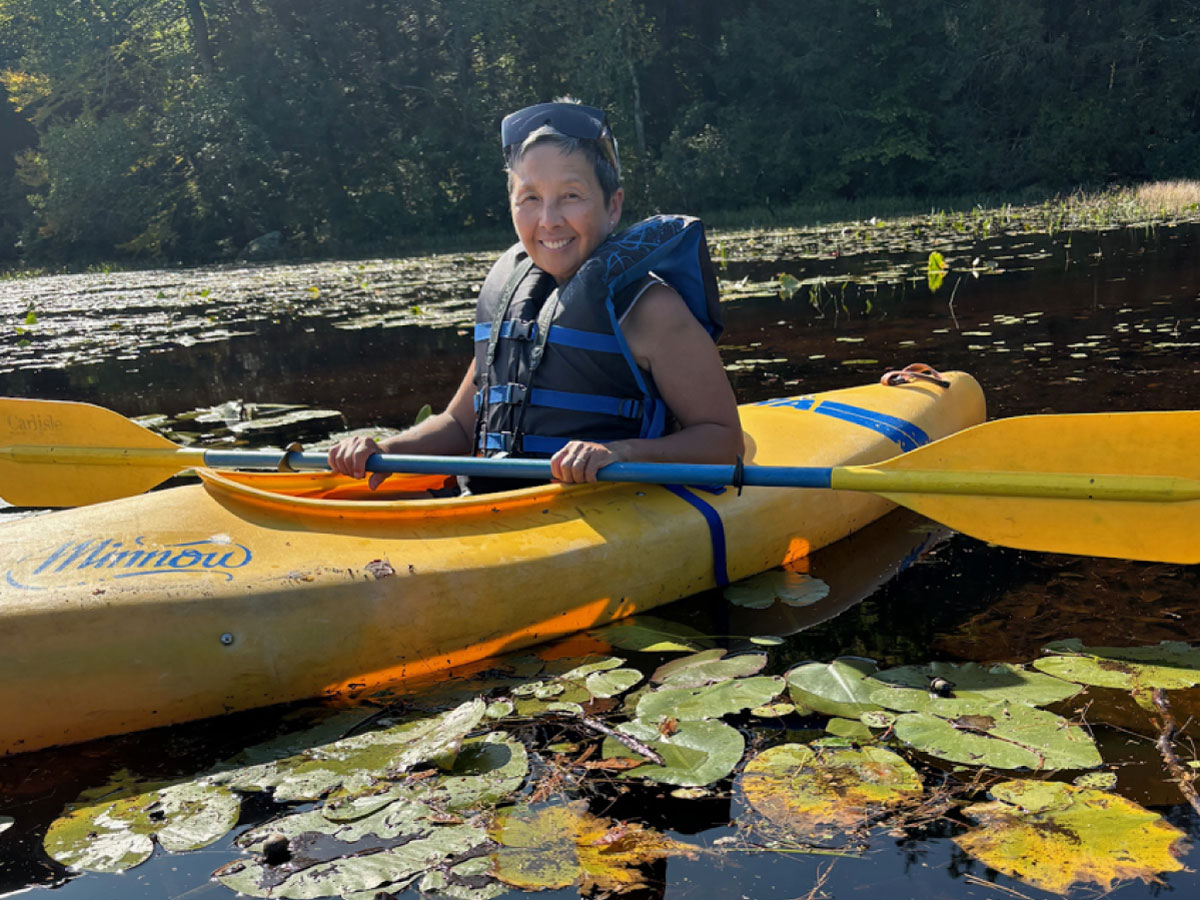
[220,633,235,646]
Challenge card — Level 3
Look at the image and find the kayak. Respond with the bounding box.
[0,373,985,755]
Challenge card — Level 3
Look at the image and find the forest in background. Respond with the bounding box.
[1,0,1198,264]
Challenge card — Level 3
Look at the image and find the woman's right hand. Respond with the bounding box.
[327,435,390,490]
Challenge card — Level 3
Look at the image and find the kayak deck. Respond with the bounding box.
[0,373,985,754]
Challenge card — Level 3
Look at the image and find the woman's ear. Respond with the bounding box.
[608,187,624,229]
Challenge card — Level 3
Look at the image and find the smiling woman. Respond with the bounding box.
[329,100,743,491]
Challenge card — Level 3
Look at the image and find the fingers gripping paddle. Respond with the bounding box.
[2,397,1198,563]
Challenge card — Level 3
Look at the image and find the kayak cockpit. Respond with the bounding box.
[195,466,601,520]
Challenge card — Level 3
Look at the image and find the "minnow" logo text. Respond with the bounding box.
[4,535,252,590]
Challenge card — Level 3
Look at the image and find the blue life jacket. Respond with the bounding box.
[472,215,722,457]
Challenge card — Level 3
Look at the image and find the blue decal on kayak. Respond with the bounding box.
[4,536,252,590]
[756,397,929,451]
[664,485,729,587]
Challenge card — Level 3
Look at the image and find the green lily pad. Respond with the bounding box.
[602,719,746,786]
[486,699,515,719]
[218,822,486,899]
[46,770,240,873]
[588,616,712,653]
[786,657,884,718]
[213,699,486,801]
[752,702,797,718]
[724,570,829,609]
[891,701,1102,770]
[323,733,529,819]
[826,718,875,740]
[1034,641,1200,691]
[955,779,1186,893]
[740,743,922,839]
[860,710,897,730]
[635,676,785,722]
[417,855,507,899]
[0,816,12,834]
[489,801,690,893]
[218,708,379,768]
[873,662,1080,706]
[651,649,768,687]
[586,668,644,698]
[509,657,640,716]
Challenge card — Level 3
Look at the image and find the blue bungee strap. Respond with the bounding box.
[663,484,729,587]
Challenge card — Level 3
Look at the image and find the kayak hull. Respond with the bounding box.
[0,374,985,754]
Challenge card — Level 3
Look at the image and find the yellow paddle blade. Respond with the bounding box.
[855,411,1200,563]
[0,397,193,507]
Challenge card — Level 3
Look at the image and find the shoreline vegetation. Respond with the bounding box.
[2,180,1199,281]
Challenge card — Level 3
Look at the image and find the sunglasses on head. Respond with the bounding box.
[501,102,621,177]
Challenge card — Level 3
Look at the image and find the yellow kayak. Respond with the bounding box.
[0,373,985,754]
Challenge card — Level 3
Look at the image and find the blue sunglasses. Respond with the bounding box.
[501,102,620,177]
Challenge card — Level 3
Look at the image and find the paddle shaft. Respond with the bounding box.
[5,444,1198,502]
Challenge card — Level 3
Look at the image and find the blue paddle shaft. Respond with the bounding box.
[197,449,835,489]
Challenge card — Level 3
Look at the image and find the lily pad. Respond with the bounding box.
[588,616,712,653]
[45,770,241,873]
[860,710,897,730]
[873,662,1080,706]
[955,779,1186,893]
[1074,772,1119,790]
[324,733,529,819]
[509,657,641,716]
[218,822,486,899]
[602,719,746,786]
[740,743,922,839]
[786,657,884,718]
[635,676,785,722]
[752,702,797,718]
[489,801,690,893]
[1034,641,1200,691]
[213,699,486,801]
[418,855,507,899]
[890,701,1102,770]
[0,816,12,834]
[724,570,829,609]
[651,649,768,687]
[826,718,875,740]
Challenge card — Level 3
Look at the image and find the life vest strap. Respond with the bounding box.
[482,432,571,455]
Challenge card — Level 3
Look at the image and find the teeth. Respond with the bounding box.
[543,237,572,250]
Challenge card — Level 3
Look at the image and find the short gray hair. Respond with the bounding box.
[504,125,621,204]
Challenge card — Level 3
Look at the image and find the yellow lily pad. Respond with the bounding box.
[739,743,922,839]
[489,800,692,893]
[955,779,1186,894]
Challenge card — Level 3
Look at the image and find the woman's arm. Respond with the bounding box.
[328,364,477,489]
[550,284,743,483]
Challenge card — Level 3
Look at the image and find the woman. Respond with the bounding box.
[328,100,742,488]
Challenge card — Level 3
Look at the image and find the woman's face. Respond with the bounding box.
[509,143,623,284]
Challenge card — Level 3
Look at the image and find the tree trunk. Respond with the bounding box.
[628,55,646,154]
[185,0,215,75]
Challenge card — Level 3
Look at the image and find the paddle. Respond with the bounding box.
[2,397,1197,564]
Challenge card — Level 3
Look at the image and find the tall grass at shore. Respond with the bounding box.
[706,181,1200,233]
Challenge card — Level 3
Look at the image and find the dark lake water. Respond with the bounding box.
[1,220,1199,900]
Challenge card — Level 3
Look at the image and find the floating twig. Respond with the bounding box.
[1150,688,1200,816]
[555,712,665,766]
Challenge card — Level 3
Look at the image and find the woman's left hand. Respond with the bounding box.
[550,440,627,483]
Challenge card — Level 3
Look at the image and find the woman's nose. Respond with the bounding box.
[539,199,564,227]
